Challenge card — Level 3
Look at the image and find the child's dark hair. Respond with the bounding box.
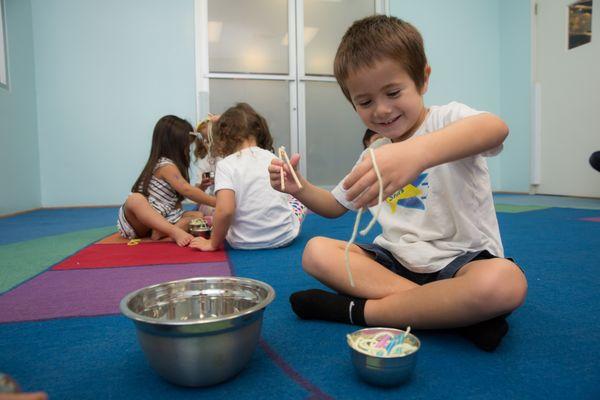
[132,115,194,200]
[362,129,380,149]
[334,15,428,103]
[212,103,274,157]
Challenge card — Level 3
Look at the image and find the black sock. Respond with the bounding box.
[457,315,509,352]
[289,289,367,326]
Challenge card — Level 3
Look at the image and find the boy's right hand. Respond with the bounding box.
[269,153,303,194]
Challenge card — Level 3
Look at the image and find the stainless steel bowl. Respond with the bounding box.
[120,277,275,387]
[347,327,420,387]
[189,225,211,238]
[189,218,212,238]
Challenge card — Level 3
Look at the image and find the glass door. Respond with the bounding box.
[195,0,385,187]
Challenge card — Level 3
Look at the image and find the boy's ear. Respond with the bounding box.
[420,65,432,95]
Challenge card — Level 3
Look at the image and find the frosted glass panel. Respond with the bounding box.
[208,0,288,74]
[305,82,364,186]
[304,0,375,75]
[209,79,291,151]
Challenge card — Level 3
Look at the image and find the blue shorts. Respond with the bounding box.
[355,243,517,286]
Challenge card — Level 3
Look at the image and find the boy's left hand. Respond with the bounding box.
[189,236,218,252]
[343,141,426,209]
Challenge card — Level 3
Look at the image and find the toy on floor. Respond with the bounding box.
[0,373,19,393]
[347,326,415,357]
[347,327,420,387]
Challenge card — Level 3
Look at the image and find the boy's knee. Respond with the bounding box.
[471,260,527,313]
[302,237,333,275]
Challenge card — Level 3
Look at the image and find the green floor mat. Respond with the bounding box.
[0,226,116,293]
[494,204,550,213]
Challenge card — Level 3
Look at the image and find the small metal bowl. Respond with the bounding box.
[120,277,275,387]
[189,218,211,238]
[189,225,211,238]
[347,327,420,387]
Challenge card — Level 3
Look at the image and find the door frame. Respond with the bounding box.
[193,0,388,177]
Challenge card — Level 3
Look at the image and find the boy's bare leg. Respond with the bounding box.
[295,236,527,350]
[300,236,527,328]
[124,193,193,246]
[301,236,419,299]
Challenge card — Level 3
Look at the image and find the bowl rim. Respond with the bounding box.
[119,276,275,326]
[347,327,420,358]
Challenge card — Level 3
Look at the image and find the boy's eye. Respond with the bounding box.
[388,90,401,97]
[357,100,372,107]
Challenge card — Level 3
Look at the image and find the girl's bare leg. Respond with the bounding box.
[151,210,205,241]
[123,193,193,246]
[301,236,527,329]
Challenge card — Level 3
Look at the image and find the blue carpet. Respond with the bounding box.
[0,207,119,245]
[1,207,599,399]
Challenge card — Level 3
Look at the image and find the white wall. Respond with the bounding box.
[31,0,196,206]
[0,0,41,215]
[390,0,503,186]
[2,0,537,212]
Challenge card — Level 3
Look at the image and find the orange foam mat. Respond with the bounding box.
[96,232,166,244]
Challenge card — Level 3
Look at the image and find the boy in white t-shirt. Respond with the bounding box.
[190,103,305,251]
[269,15,527,351]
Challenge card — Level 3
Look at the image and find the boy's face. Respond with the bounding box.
[345,59,429,142]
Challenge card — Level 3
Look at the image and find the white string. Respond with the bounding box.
[343,148,383,287]
[347,329,416,357]
[359,148,383,236]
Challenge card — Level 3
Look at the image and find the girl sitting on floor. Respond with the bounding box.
[192,115,221,216]
[190,103,306,251]
[117,115,216,246]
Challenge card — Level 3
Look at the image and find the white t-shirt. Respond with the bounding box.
[214,146,300,249]
[332,102,504,273]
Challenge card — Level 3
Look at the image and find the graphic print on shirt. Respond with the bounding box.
[386,173,429,212]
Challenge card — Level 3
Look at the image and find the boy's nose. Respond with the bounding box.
[374,102,392,119]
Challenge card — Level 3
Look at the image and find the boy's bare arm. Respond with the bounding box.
[294,179,348,218]
[418,113,508,170]
[344,113,509,208]
[269,155,347,218]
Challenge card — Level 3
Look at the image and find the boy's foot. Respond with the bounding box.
[456,315,509,352]
[289,289,367,326]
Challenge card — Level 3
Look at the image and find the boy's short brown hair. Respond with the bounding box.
[334,15,428,103]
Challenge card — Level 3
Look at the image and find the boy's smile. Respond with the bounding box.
[345,59,430,142]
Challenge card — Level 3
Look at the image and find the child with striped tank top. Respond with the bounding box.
[117,115,216,246]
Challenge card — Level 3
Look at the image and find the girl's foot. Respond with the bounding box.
[150,229,167,241]
[172,229,193,247]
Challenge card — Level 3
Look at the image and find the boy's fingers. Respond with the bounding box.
[343,159,371,190]
[344,170,378,204]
